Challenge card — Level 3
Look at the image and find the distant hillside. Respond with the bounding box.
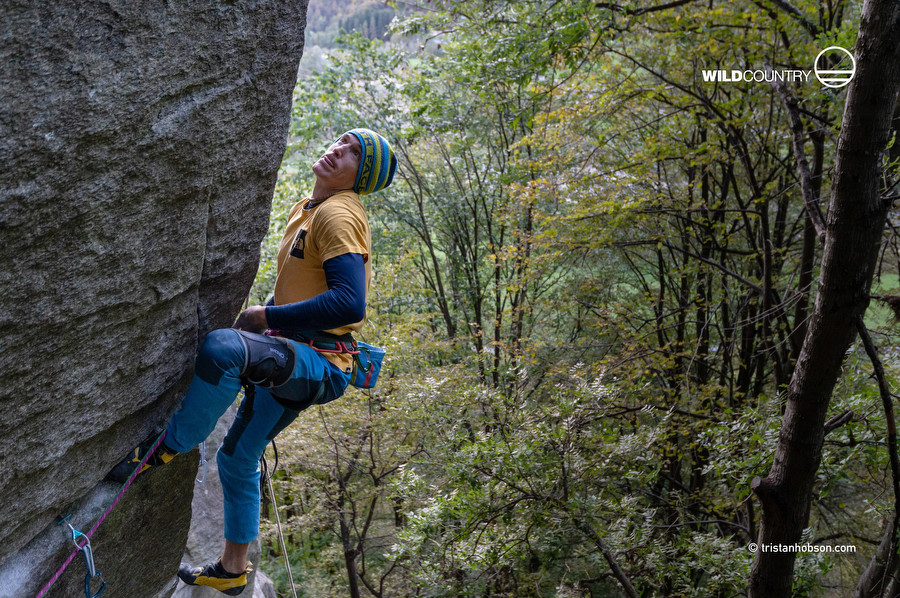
[307,0,380,29]
[306,0,398,45]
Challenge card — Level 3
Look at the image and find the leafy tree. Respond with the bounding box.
[748,0,900,595]
[253,1,900,596]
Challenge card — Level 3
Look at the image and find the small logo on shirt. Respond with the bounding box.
[290,229,307,259]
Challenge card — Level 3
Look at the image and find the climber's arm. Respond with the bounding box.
[234,253,366,333]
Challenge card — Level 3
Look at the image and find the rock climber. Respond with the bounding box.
[107,128,397,595]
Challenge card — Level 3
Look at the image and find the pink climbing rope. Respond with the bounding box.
[34,431,167,598]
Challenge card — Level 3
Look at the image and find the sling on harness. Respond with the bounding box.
[276,330,359,355]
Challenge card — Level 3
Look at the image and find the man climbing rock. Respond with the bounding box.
[107,128,397,595]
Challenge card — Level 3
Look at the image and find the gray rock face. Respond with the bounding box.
[253,570,278,598]
[14,450,199,598]
[0,1,307,596]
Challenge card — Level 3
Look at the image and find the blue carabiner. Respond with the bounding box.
[82,549,106,598]
[85,574,106,598]
[65,521,106,598]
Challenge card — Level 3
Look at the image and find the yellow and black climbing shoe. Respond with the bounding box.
[177,558,251,595]
[105,435,178,483]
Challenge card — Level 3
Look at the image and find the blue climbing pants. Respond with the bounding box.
[164,328,349,543]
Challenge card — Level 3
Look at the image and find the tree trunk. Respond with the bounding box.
[853,319,900,598]
[748,1,900,595]
[339,508,362,598]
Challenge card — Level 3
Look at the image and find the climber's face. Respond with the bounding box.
[312,133,362,192]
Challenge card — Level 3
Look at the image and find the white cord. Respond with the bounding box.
[266,471,298,598]
[196,441,207,484]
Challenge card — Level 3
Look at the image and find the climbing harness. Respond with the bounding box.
[280,330,360,355]
[35,431,167,598]
[260,443,298,598]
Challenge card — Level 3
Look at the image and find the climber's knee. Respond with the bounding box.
[234,330,296,389]
[194,329,246,386]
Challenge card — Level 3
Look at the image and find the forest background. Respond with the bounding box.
[250,1,900,596]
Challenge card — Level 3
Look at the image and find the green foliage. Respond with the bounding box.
[390,366,766,596]
[254,0,900,596]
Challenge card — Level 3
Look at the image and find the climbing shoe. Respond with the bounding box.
[177,558,252,595]
[105,434,178,483]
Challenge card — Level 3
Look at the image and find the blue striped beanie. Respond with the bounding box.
[346,128,397,195]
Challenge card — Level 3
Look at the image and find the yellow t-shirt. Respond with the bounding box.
[273,191,372,371]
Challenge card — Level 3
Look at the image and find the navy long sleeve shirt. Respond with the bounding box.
[264,252,366,335]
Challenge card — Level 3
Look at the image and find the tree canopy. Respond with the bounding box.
[255,1,900,596]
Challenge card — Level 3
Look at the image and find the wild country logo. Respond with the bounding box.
[701,46,855,88]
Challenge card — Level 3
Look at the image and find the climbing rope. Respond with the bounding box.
[261,442,298,598]
[35,431,167,598]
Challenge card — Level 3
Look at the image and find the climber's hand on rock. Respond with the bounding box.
[234,305,267,332]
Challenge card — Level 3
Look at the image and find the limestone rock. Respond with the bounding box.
[253,570,278,598]
[0,1,307,596]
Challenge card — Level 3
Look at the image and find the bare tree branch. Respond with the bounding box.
[772,78,827,241]
[755,0,820,38]
[853,317,900,598]
[595,0,700,16]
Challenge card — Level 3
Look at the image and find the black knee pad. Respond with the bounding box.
[234,330,296,388]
